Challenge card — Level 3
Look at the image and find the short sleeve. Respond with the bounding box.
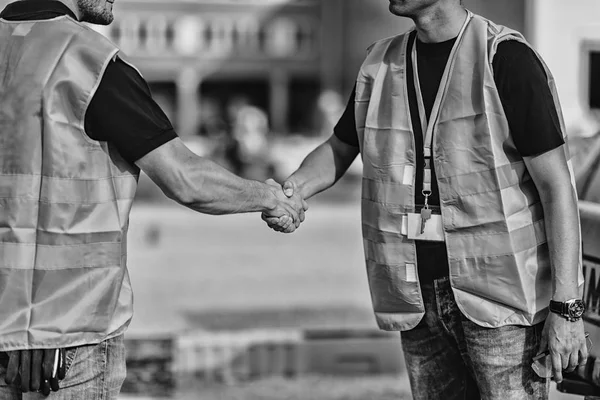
[85,57,178,164]
[333,85,360,148]
[492,40,565,157]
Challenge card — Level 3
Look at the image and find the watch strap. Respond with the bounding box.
[549,300,566,316]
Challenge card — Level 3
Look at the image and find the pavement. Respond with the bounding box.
[123,185,589,399]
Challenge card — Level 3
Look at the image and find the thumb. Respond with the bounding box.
[302,198,309,211]
[537,332,548,355]
[283,181,295,198]
[265,178,280,188]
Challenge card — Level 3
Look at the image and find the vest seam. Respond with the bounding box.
[0,265,123,271]
[361,198,407,208]
[0,242,121,247]
[363,176,410,185]
[448,219,546,237]
[447,182,532,199]
[364,236,408,247]
[50,18,120,147]
[0,16,68,24]
[362,227,404,239]
[0,197,137,204]
[447,242,548,260]
[361,197,410,209]
[0,173,136,180]
[79,47,119,146]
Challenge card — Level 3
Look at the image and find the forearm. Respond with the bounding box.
[287,136,359,200]
[173,157,274,215]
[542,187,582,301]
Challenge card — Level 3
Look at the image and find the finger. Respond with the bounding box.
[283,181,294,198]
[552,352,563,383]
[58,349,66,380]
[261,213,287,230]
[261,213,280,224]
[579,345,589,369]
[284,207,299,226]
[299,208,305,223]
[40,379,51,396]
[538,333,548,355]
[30,350,43,391]
[42,349,54,381]
[5,351,20,385]
[593,360,600,386]
[50,376,60,392]
[281,219,293,231]
[272,215,291,230]
[265,178,279,188]
[20,350,31,392]
[283,225,296,234]
[566,351,579,373]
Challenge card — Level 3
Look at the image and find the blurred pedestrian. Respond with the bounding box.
[0,0,306,398]
[264,0,586,398]
[226,96,274,180]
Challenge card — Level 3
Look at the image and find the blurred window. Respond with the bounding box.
[590,51,600,109]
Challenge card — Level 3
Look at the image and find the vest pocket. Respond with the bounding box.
[366,260,424,314]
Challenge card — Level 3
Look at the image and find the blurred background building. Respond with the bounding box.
[86,0,530,138]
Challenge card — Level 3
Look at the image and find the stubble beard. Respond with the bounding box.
[77,0,114,25]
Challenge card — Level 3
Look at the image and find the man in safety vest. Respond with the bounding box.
[0,0,306,397]
[264,0,587,398]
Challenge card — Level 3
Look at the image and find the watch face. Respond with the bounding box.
[568,300,586,318]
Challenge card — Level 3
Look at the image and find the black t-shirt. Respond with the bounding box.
[0,0,177,164]
[335,31,565,283]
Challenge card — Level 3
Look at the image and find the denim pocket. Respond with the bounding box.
[61,347,78,381]
[59,342,103,389]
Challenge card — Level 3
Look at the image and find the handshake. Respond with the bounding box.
[260,178,308,233]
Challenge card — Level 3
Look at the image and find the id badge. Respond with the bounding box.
[406,213,445,242]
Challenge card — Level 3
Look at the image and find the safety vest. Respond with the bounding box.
[355,12,583,331]
[0,16,139,350]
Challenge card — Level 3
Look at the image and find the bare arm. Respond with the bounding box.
[525,144,586,382]
[135,138,304,220]
[285,134,360,200]
[525,145,580,301]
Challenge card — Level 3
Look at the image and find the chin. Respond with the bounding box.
[389,4,412,17]
[85,13,114,25]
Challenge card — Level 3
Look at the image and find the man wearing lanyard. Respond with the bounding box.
[0,0,306,397]
[264,0,587,398]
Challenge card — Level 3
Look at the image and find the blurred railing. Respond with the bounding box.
[122,329,404,396]
[94,9,319,60]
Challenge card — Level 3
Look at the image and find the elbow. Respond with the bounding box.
[163,183,193,206]
[158,172,196,206]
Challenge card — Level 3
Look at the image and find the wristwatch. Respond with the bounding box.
[549,299,586,322]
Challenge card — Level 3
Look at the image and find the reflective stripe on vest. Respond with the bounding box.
[355,13,583,331]
[0,17,139,350]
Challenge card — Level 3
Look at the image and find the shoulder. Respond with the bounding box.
[98,56,149,95]
[492,39,547,80]
[495,39,537,60]
[366,29,413,55]
[54,18,117,50]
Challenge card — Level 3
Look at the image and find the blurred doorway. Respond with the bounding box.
[200,79,270,132]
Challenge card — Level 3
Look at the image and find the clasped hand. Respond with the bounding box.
[261,179,307,233]
[2,348,66,395]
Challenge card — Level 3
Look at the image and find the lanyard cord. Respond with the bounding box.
[411,11,472,200]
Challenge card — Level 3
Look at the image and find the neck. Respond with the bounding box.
[52,0,81,20]
[414,4,467,43]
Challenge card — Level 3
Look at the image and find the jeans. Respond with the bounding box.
[401,277,549,400]
[0,335,126,400]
